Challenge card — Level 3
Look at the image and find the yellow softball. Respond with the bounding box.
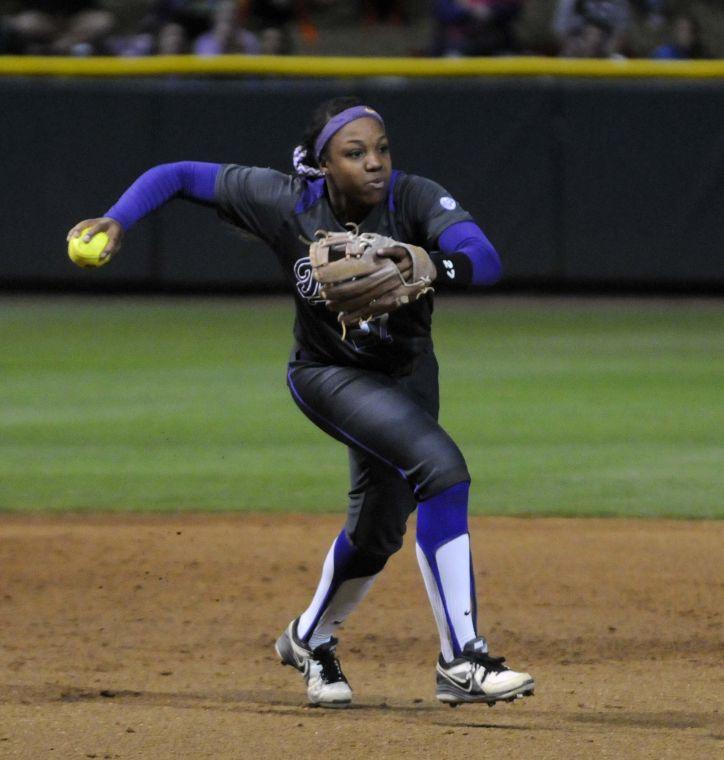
[68,228,111,268]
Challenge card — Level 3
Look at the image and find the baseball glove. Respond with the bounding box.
[309,225,437,338]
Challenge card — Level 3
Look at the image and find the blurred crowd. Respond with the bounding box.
[0,0,719,58]
[0,1,307,55]
[550,0,711,59]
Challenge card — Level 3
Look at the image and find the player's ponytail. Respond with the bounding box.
[292,95,363,179]
[292,144,323,179]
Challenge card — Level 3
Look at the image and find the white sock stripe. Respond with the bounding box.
[307,574,378,648]
[436,535,476,655]
[298,538,337,641]
[416,543,455,662]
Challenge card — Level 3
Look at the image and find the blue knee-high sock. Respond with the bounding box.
[416,481,478,661]
[298,529,388,648]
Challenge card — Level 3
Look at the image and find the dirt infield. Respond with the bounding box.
[0,515,721,759]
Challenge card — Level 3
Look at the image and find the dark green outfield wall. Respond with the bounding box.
[2,77,722,291]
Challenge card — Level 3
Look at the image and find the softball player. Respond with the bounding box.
[67,96,535,709]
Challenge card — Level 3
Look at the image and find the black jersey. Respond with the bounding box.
[215,166,472,373]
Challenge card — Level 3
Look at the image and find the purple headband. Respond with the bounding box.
[313,106,385,162]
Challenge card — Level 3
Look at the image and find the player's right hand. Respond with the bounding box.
[66,217,124,257]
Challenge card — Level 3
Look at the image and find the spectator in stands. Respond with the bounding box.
[157,20,189,53]
[1,10,57,54]
[54,6,116,55]
[242,0,297,54]
[2,1,116,55]
[652,12,707,59]
[562,18,613,57]
[193,0,260,54]
[144,0,215,42]
[553,0,631,57]
[431,0,523,57]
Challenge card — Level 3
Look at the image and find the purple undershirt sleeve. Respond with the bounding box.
[104,161,221,231]
[437,221,503,286]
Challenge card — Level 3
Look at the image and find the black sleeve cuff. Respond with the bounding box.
[429,251,474,288]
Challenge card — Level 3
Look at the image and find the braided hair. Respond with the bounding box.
[292,96,363,179]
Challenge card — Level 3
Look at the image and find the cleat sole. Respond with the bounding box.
[312,700,352,709]
[436,679,535,706]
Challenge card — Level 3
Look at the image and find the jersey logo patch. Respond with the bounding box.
[443,259,456,279]
[294,256,322,302]
[439,196,457,210]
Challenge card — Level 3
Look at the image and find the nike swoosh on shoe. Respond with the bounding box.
[440,671,473,692]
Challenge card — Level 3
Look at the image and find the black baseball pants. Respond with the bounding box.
[286,349,470,558]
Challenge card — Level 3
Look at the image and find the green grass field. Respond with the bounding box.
[1,296,721,518]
